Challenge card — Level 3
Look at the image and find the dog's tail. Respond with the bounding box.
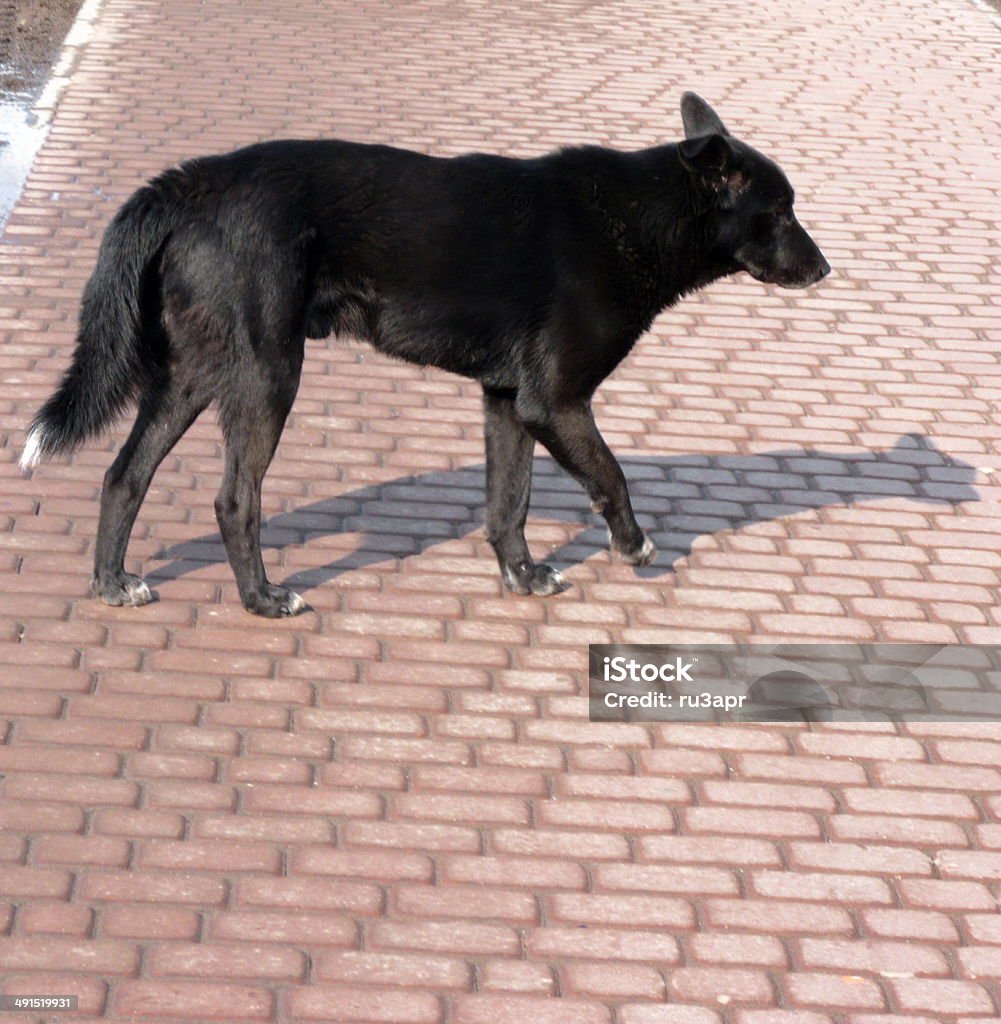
[20,184,177,471]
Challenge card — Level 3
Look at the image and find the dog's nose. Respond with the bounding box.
[817,256,831,280]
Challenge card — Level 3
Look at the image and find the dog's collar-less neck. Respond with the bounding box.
[587,145,731,310]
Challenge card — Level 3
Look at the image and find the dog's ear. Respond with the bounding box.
[678,133,747,199]
[680,92,730,139]
[678,132,731,175]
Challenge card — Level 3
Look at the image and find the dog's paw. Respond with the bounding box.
[528,563,570,596]
[91,573,154,607]
[617,533,658,567]
[245,584,309,618]
[502,562,570,597]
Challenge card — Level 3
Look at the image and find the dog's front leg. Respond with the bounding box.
[519,399,656,567]
[483,388,569,596]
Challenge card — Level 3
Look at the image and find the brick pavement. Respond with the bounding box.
[2,0,1001,1020]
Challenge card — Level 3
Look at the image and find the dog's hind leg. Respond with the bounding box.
[518,399,656,568]
[215,353,306,618]
[483,388,569,596]
[92,385,209,606]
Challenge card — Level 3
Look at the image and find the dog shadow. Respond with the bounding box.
[147,433,980,593]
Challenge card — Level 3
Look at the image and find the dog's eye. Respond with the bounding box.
[774,199,793,221]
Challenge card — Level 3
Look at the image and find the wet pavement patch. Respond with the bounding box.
[1,0,84,226]
[0,96,47,223]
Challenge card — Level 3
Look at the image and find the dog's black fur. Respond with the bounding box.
[23,94,829,616]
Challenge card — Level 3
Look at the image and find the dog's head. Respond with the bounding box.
[678,93,830,289]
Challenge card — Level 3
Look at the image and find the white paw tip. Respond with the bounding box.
[127,579,152,603]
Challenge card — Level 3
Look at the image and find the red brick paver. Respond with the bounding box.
[2,0,1001,1021]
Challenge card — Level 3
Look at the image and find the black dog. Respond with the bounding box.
[22,94,829,616]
